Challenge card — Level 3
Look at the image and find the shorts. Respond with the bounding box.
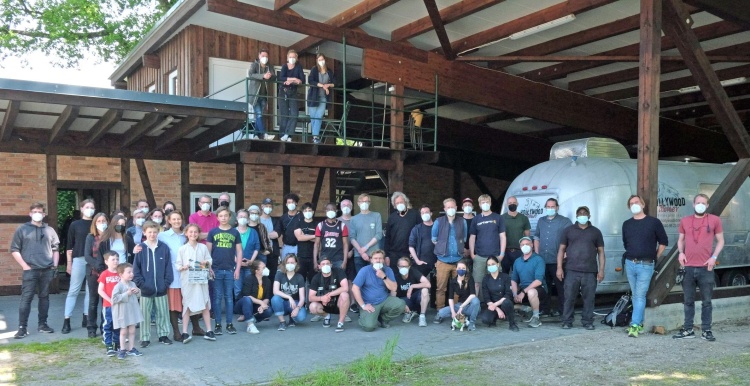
[322,297,340,315]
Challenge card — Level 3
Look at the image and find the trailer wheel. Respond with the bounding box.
[720,269,748,287]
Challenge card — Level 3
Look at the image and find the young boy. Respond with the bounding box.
[133,221,174,347]
[97,251,122,357]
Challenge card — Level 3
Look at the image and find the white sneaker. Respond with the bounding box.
[280,135,289,142]
[344,315,352,322]
[246,323,259,334]
[402,311,417,323]
[418,314,427,327]
[249,134,258,140]
[310,315,323,322]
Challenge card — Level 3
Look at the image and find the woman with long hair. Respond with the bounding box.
[83,212,109,338]
[307,53,336,144]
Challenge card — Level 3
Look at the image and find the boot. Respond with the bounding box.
[190,314,205,336]
[62,318,71,334]
[82,314,87,328]
[170,311,183,342]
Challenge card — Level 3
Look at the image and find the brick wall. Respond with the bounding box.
[57,156,120,182]
[130,160,182,211]
[405,164,510,211]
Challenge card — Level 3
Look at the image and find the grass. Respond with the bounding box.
[0,338,98,354]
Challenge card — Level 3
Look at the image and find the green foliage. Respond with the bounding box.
[1,338,98,354]
[0,0,177,67]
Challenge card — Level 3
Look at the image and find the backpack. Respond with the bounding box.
[601,293,632,328]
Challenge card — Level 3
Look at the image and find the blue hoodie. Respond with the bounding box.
[133,241,173,297]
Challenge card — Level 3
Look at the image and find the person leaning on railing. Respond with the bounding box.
[246,48,275,140]
[307,53,336,144]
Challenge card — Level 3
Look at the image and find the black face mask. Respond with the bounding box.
[165,209,173,216]
[508,204,518,212]
[114,225,126,233]
[219,201,230,208]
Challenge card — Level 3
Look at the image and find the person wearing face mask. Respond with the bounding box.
[83,212,110,338]
[294,203,318,284]
[431,198,468,310]
[272,254,308,330]
[314,202,349,271]
[235,259,273,334]
[461,198,474,258]
[533,198,572,317]
[162,201,176,216]
[673,193,723,342]
[409,204,438,278]
[479,256,517,331]
[384,192,421,272]
[502,196,531,274]
[147,208,166,232]
[177,223,214,341]
[511,237,548,329]
[158,210,189,343]
[351,250,404,331]
[216,192,237,227]
[235,209,260,312]
[306,53,336,144]
[395,257,430,327]
[247,48,275,140]
[556,206,605,330]
[126,210,147,244]
[621,195,668,338]
[338,199,357,297]
[188,194,219,243]
[63,198,96,334]
[349,193,383,275]
[278,49,303,142]
[11,202,60,339]
[468,194,507,302]
[246,205,272,266]
[279,193,302,260]
[259,198,281,275]
[308,256,350,332]
[434,259,479,330]
[126,199,149,228]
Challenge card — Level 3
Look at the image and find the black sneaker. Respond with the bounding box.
[226,324,237,335]
[181,333,191,344]
[672,328,696,339]
[140,340,150,348]
[106,345,116,357]
[158,336,173,345]
[583,324,595,331]
[509,323,520,332]
[127,348,143,357]
[349,305,359,314]
[214,324,223,335]
[277,322,287,331]
[323,318,331,328]
[14,327,28,339]
[701,330,716,341]
[335,322,344,332]
[204,331,216,341]
[38,323,54,333]
[287,319,297,328]
[88,330,97,338]
[561,323,572,329]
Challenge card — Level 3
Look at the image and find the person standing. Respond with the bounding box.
[502,196,531,274]
[158,210,188,343]
[246,48,274,140]
[259,198,282,276]
[431,198,468,310]
[384,192,420,271]
[206,208,243,335]
[133,221,174,347]
[62,198,95,334]
[468,194,506,300]
[314,202,349,270]
[279,193,302,259]
[349,193,383,273]
[534,198,572,317]
[408,204,437,278]
[622,195,668,338]
[217,192,237,227]
[673,194,723,342]
[189,195,219,243]
[278,49,303,142]
[11,203,60,339]
[556,206,605,330]
[83,213,109,338]
[294,203,318,284]
[461,198,474,258]
[307,53,336,144]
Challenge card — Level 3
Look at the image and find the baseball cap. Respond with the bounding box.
[262,198,273,205]
[462,198,473,204]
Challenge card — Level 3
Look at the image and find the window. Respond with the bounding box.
[189,192,235,215]
[168,70,178,95]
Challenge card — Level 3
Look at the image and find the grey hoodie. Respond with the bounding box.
[10,222,60,269]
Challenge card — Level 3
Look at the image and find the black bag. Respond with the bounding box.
[601,293,632,328]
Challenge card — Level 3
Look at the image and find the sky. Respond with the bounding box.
[2,52,116,89]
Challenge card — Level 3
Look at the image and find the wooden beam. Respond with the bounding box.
[86,109,122,146]
[389,84,405,193]
[49,105,79,144]
[660,82,750,109]
[459,55,750,62]
[695,110,750,128]
[683,0,750,28]
[189,119,244,152]
[155,116,206,150]
[311,168,326,211]
[274,0,299,11]
[662,98,750,121]
[662,0,750,158]
[135,159,156,210]
[121,158,130,213]
[121,113,163,148]
[461,111,513,125]
[329,168,337,203]
[283,166,291,196]
[637,0,662,217]
[181,161,190,214]
[142,54,160,69]
[0,100,19,141]
[393,0,505,42]
[0,215,33,223]
[451,0,616,55]
[45,155,57,230]
[290,0,399,52]
[235,163,244,210]
[206,0,427,62]
[423,0,455,60]
[241,152,396,170]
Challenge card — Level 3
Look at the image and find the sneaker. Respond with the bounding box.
[335,322,345,332]
[88,330,97,338]
[628,325,639,338]
[247,323,259,334]
[181,333,191,344]
[521,306,533,323]
[433,315,443,324]
[701,330,716,341]
[287,319,297,328]
[561,323,572,329]
[419,314,427,327]
[468,322,476,331]
[140,340,150,348]
[214,324,223,335]
[310,315,323,322]
[278,322,287,331]
[106,345,116,357]
[584,324,595,331]
[313,136,320,144]
[672,328,695,339]
[349,305,359,314]
[402,311,416,323]
[323,318,331,328]
[226,324,237,335]
[249,134,258,140]
[127,348,143,357]
[345,315,352,322]
[117,350,127,360]
[204,331,217,341]
[509,322,520,332]
[548,310,561,317]
[158,336,173,345]
[151,320,156,326]
[38,323,54,333]
[528,316,542,328]
[280,135,289,142]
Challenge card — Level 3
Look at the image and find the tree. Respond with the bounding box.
[0,0,177,67]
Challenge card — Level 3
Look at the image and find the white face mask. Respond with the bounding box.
[96,224,108,232]
[396,203,406,212]
[262,267,270,276]
[630,204,642,215]
[249,214,259,222]
[446,208,457,217]
[372,263,384,270]
[135,218,145,226]
[83,208,96,218]
[263,207,273,215]
[303,211,313,220]
[546,208,556,217]
[31,213,44,222]
[480,203,491,212]
[287,203,297,211]
[341,206,352,215]
[463,206,472,214]
[321,265,332,274]
[317,60,326,67]
[399,267,409,276]
[326,211,337,219]
[141,207,149,214]
[695,203,707,214]
[359,202,369,211]
[577,216,589,225]
[521,245,532,255]
[152,217,163,224]
[288,57,296,64]
[201,203,211,212]
[259,56,268,65]
[237,218,248,226]
[285,263,296,272]
[421,213,431,222]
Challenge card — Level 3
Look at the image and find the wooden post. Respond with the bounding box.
[283,166,291,196]
[135,159,156,210]
[181,161,190,214]
[45,155,58,230]
[311,168,326,211]
[388,84,405,194]
[329,168,337,203]
[235,164,245,210]
[637,0,662,216]
[120,158,131,213]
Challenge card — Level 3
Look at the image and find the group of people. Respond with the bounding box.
[10,190,725,357]
[247,48,336,144]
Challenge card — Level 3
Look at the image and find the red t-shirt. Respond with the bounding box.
[98,269,121,308]
[678,214,723,267]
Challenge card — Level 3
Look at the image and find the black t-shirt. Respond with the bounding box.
[274,271,306,301]
[385,209,421,258]
[280,212,301,246]
[295,219,317,259]
[481,272,513,303]
[310,267,346,297]
[395,267,424,298]
[67,219,93,257]
[415,223,436,264]
[560,224,605,273]
[622,216,668,261]
[447,276,475,304]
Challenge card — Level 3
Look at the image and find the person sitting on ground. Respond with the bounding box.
[511,236,548,329]
[271,253,308,331]
[235,260,273,334]
[395,257,430,327]
[308,256,350,332]
[480,256,518,331]
[351,250,405,332]
[434,259,480,331]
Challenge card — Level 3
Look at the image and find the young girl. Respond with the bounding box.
[111,263,144,359]
[177,223,214,342]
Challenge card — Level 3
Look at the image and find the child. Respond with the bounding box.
[133,221,173,347]
[176,223,215,342]
[206,207,242,335]
[97,251,122,357]
[111,263,144,359]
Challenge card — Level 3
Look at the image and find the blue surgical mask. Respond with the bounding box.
[487,265,499,274]
[546,208,556,217]
[577,216,589,225]
[457,269,467,276]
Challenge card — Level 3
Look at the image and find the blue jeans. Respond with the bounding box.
[437,297,480,323]
[253,97,267,134]
[234,268,251,299]
[101,306,120,346]
[682,266,714,331]
[309,96,326,136]
[19,268,54,327]
[234,297,273,322]
[625,259,654,326]
[213,270,234,325]
[400,290,422,312]
[270,295,307,323]
[64,256,90,318]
